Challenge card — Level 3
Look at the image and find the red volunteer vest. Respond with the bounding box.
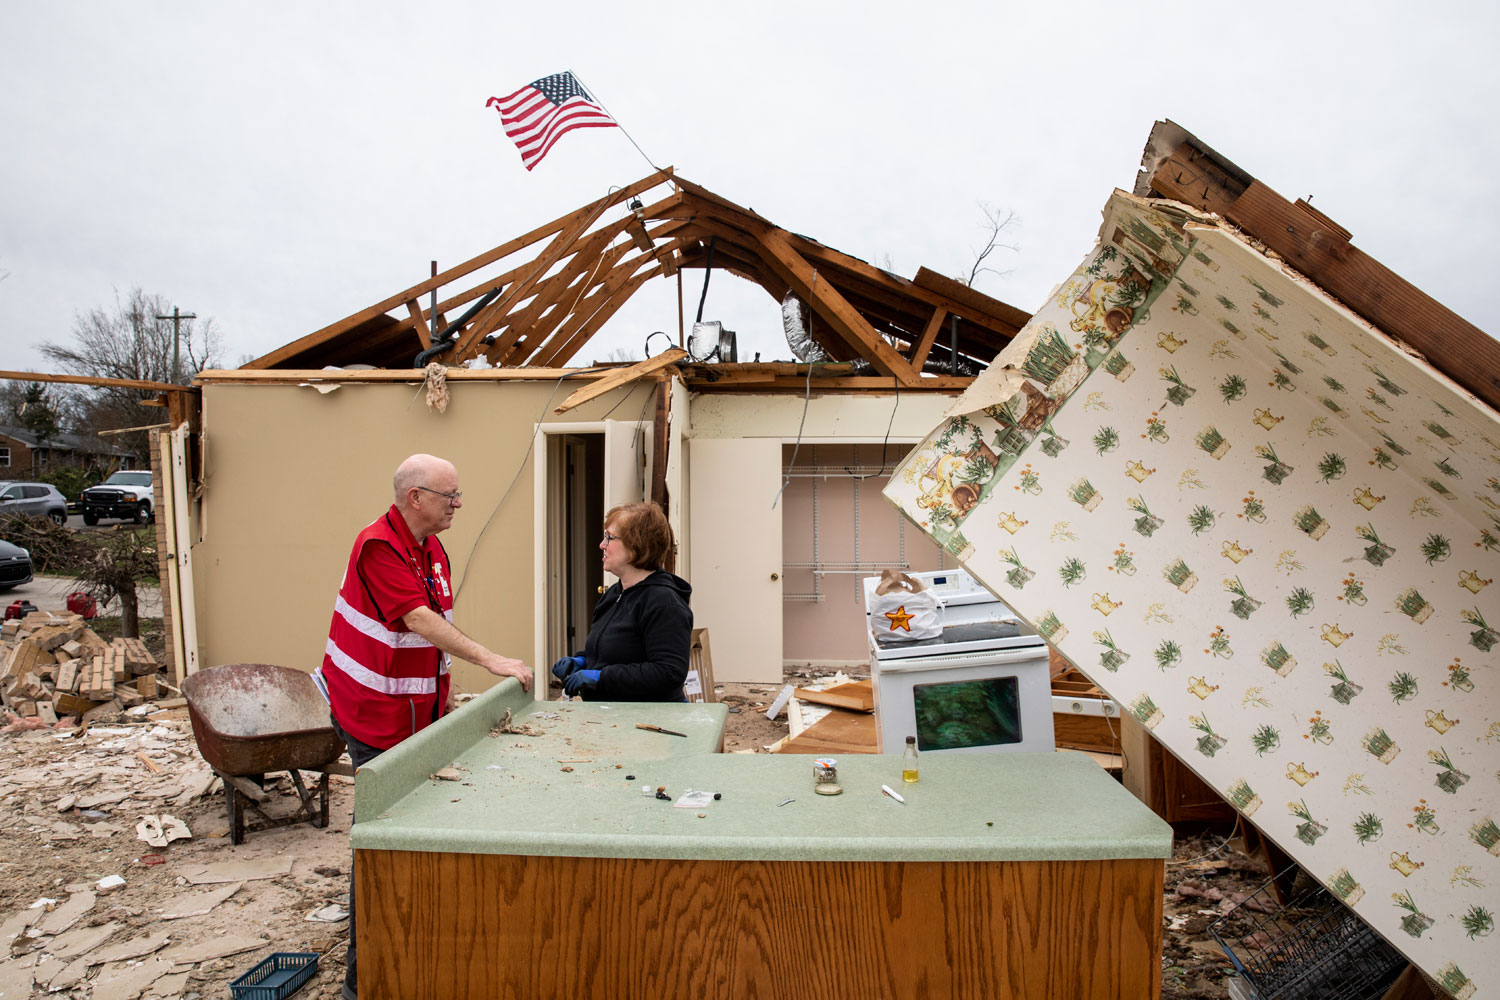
[320,507,453,749]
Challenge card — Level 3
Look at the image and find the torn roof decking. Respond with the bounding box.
[243,170,1029,383]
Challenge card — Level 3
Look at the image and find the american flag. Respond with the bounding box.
[487,71,618,171]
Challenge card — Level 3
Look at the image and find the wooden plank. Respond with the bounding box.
[462,196,686,365]
[196,367,624,384]
[683,628,714,703]
[511,234,692,367]
[247,168,674,369]
[1144,141,1245,217]
[650,378,670,514]
[684,375,972,393]
[357,850,1163,1000]
[792,679,874,713]
[1223,180,1500,411]
[753,227,921,386]
[0,370,197,394]
[498,221,692,366]
[404,299,431,349]
[909,267,1032,332]
[1146,136,1500,411]
[776,709,877,754]
[553,349,686,414]
[910,306,947,371]
[528,266,660,368]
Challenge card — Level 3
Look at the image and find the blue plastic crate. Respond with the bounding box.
[229,952,319,1000]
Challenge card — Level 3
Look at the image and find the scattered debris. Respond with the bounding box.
[135,813,192,847]
[431,767,463,781]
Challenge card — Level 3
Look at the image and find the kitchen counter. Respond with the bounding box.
[353,681,1171,999]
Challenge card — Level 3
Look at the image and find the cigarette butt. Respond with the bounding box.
[881,784,905,804]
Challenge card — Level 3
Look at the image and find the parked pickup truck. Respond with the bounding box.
[80,470,155,525]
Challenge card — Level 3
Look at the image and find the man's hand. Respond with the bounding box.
[483,653,534,692]
[401,606,534,693]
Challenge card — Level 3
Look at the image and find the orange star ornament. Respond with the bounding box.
[884,605,915,632]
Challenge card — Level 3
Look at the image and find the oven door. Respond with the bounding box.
[873,645,1054,754]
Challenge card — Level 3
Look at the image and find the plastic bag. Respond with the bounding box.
[869,570,942,641]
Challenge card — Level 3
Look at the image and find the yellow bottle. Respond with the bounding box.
[902,736,919,783]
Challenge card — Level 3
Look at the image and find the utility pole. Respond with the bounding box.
[155,307,196,384]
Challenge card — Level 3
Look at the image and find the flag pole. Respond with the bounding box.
[570,70,674,188]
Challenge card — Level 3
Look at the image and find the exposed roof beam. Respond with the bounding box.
[248,167,674,369]
[1143,131,1500,412]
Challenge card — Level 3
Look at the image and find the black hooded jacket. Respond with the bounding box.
[581,570,693,701]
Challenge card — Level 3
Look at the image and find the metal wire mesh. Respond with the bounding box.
[1209,870,1407,1000]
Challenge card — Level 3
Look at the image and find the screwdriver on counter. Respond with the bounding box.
[635,722,688,738]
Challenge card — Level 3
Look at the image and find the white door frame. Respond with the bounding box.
[531,419,650,694]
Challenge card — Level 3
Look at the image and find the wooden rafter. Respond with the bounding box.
[247,169,1033,378]
[247,167,674,369]
[553,348,687,414]
[751,226,922,385]
[510,232,692,366]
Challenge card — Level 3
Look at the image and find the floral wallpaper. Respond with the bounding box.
[885,192,1499,998]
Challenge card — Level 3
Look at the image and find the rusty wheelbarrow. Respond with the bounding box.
[182,663,351,845]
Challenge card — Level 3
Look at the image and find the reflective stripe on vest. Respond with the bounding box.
[334,593,449,649]
[324,637,447,696]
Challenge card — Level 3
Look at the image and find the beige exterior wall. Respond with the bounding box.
[192,379,654,694]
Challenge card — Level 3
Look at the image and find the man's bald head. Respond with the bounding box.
[394,454,456,509]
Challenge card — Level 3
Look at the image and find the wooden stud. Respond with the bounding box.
[553,348,686,415]
[910,306,948,371]
[405,299,432,349]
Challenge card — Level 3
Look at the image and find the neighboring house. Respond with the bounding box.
[0,424,135,475]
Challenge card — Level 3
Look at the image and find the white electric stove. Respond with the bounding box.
[862,569,1055,754]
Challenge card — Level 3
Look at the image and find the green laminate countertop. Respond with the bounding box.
[350,683,1171,863]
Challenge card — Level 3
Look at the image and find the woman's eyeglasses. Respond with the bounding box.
[601,531,622,545]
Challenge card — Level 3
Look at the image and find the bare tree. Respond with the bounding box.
[962,202,1020,290]
[39,288,221,456]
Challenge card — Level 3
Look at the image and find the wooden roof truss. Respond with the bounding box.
[245,169,1030,384]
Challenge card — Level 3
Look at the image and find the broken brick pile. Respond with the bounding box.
[1,610,169,727]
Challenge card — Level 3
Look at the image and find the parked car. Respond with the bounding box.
[0,482,68,525]
[0,538,33,591]
[80,470,155,525]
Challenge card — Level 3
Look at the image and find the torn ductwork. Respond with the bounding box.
[688,321,737,363]
[781,292,829,363]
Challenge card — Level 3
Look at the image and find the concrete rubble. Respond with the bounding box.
[0,603,358,999]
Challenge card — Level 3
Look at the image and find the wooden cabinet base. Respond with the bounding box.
[355,851,1163,999]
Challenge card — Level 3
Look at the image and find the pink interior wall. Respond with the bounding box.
[781,443,946,663]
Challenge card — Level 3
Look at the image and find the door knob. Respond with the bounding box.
[770,572,780,581]
[596,585,605,595]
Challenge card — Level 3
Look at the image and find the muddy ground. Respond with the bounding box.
[1,640,1261,998]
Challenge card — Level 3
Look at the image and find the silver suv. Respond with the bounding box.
[0,482,68,525]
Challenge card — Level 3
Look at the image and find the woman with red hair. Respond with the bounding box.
[553,501,693,701]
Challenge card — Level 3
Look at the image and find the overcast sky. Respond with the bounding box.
[3,2,1497,377]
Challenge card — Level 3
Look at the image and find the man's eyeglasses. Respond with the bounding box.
[601,531,622,545]
[416,485,463,504]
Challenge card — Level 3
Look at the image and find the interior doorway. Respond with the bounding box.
[544,433,604,666]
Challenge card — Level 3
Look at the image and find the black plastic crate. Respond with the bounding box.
[229,952,319,1000]
[1209,870,1406,1000]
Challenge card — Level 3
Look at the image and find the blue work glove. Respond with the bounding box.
[551,655,585,682]
[562,669,601,697]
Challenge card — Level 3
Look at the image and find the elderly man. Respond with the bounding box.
[316,453,532,1000]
